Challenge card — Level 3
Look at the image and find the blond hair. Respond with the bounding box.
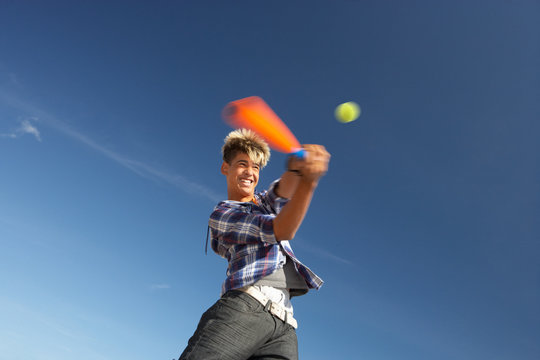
[222,129,270,168]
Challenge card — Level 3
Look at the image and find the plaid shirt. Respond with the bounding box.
[209,179,324,295]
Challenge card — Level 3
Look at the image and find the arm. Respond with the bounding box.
[274,160,303,199]
[273,144,330,241]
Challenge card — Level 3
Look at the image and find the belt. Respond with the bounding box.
[239,286,298,329]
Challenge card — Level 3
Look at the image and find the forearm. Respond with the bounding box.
[275,170,302,199]
[273,178,318,241]
[273,144,330,241]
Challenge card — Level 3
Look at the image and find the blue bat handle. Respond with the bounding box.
[291,148,306,159]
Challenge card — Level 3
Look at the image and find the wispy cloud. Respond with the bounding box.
[19,118,41,141]
[0,116,41,141]
[149,283,171,290]
[293,238,355,266]
[47,118,222,202]
[0,87,221,203]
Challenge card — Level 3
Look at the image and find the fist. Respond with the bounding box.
[298,144,330,182]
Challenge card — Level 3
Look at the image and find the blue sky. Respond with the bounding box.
[1,1,539,359]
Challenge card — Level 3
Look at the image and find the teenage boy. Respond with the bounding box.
[179,129,330,360]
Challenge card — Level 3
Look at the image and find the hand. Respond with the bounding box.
[297,144,330,183]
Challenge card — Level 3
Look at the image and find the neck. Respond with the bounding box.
[228,192,255,202]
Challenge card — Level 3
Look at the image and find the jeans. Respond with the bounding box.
[179,290,298,360]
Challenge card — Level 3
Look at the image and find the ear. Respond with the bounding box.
[220,162,229,176]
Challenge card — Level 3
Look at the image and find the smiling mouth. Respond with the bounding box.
[240,179,253,186]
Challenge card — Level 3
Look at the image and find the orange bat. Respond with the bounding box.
[222,96,305,158]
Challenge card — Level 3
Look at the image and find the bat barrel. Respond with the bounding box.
[222,96,301,155]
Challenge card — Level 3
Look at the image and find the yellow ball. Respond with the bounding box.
[335,101,361,123]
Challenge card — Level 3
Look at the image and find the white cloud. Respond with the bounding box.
[18,117,41,141]
[0,117,41,141]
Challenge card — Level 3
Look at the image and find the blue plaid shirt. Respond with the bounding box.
[209,179,324,295]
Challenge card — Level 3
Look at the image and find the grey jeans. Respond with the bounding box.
[178,290,298,360]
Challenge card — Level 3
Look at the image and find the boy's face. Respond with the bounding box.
[221,152,260,202]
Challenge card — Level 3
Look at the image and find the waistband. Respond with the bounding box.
[238,286,298,329]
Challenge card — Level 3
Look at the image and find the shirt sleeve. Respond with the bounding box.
[261,179,290,214]
[209,204,279,247]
